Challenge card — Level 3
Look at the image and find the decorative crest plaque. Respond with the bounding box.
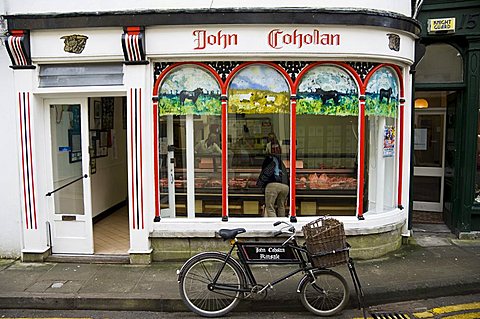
[60,34,88,54]
[387,33,400,52]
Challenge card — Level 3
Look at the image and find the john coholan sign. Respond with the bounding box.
[192,28,341,50]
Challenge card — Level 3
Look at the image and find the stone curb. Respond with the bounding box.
[1,282,479,312]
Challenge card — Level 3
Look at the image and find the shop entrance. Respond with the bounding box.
[46,98,93,253]
[413,91,449,219]
[413,111,445,212]
[46,97,129,255]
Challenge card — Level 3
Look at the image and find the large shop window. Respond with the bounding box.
[365,67,399,213]
[296,66,359,216]
[158,66,222,217]
[227,64,291,217]
[156,62,401,218]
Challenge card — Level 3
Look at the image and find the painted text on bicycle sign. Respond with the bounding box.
[256,247,285,260]
[241,244,301,264]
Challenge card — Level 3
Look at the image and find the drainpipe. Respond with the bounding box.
[412,0,424,20]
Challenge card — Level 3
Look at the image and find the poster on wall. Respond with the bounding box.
[383,125,395,157]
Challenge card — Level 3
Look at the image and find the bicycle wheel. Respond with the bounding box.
[299,269,349,316]
[179,252,246,317]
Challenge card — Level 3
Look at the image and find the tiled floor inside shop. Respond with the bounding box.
[412,210,444,224]
[93,205,129,255]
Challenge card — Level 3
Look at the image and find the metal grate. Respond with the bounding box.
[370,312,410,319]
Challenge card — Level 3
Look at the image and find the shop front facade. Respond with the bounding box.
[413,0,480,237]
[1,1,419,262]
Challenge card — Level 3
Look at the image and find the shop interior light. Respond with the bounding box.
[415,98,429,109]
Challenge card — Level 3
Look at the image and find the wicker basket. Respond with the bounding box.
[302,217,349,268]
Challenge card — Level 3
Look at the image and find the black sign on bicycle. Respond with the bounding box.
[240,243,301,264]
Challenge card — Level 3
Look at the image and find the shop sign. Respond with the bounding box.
[31,26,414,63]
[241,244,301,264]
[427,18,456,34]
[192,28,340,51]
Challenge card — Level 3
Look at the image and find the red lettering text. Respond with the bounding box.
[267,29,340,49]
[193,30,238,50]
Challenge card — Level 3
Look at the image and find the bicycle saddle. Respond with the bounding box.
[217,228,246,240]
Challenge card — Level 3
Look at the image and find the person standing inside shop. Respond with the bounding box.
[265,132,282,155]
[195,132,222,155]
[256,154,289,217]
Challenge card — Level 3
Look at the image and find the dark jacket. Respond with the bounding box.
[256,155,289,191]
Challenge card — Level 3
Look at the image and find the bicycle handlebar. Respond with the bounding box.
[273,221,296,241]
[273,221,295,233]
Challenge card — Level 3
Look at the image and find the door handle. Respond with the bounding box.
[46,174,88,196]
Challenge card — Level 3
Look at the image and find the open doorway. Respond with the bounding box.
[412,91,457,225]
[89,96,129,255]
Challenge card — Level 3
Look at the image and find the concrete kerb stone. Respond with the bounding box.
[0,293,185,312]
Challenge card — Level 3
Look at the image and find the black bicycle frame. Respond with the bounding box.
[211,239,314,293]
[208,237,366,318]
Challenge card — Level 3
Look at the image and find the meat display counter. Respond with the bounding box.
[159,167,357,217]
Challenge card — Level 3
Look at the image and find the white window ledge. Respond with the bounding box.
[151,208,406,238]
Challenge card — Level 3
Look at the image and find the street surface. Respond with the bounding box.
[0,293,479,318]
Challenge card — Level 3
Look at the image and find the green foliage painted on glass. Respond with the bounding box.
[297,95,359,116]
[365,94,398,118]
[159,95,221,115]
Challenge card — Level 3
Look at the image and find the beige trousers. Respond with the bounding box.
[264,182,289,217]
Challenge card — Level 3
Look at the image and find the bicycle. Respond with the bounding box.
[177,219,365,317]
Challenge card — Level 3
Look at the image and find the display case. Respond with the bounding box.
[294,168,357,216]
[159,158,357,217]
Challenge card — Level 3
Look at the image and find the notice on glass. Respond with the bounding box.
[159,137,168,154]
[414,128,427,151]
[383,125,395,158]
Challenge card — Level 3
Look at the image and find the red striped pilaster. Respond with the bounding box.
[153,99,160,221]
[129,88,145,229]
[357,97,366,220]
[221,96,228,221]
[397,99,405,208]
[290,95,297,222]
[18,92,38,229]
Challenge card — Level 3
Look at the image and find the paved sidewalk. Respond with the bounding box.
[0,226,479,312]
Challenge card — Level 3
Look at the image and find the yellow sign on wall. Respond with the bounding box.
[428,18,456,33]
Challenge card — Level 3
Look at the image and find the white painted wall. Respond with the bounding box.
[89,97,128,218]
[0,41,23,258]
[2,0,412,17]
